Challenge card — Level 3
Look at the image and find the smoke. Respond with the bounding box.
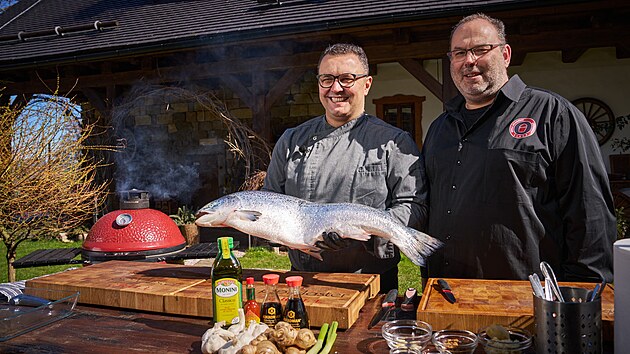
[111,86,203,206]
[114,126,201,205]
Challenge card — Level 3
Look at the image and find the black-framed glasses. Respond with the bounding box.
[316,73,369,88]
[446,43,505,62]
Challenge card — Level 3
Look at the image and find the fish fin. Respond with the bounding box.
[327,225,371,241]
[233,210,262,221]
[300,248,323,261]
[390,229,444,267]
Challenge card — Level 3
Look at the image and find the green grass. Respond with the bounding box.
[240,247,422,293]
[1,243,422,293]
[0,239,83,283]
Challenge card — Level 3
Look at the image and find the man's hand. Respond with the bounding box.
[315,232,352,251]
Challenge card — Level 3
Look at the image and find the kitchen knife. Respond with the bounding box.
[367,288,398,329]
[437,279,456,304]
[400,287,417,312]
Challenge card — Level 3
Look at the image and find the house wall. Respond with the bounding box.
[365,47,630,172]
[108,47,630,206]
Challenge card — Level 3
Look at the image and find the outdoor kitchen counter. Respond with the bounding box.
[0,296,390,354]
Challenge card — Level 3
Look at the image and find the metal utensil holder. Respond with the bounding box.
[534,286,601,354]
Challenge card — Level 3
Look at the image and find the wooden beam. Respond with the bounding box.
[219,74,255,108]
[81,88,109,116]
[264,67,308,112]
[251,71,271,143]
[561,48,587,63]
[398,58,442,101]
[616,44,630,59]
[510,50,527,66]
[441,57,458,106]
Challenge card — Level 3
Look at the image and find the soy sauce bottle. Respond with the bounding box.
[260,273,282,326]
[283,275,309,329]
[211,237,242,326]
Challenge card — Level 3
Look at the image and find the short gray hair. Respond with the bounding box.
[318,43,369,74]
[450,13,507,46]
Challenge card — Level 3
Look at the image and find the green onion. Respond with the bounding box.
[306,322,328,354]
[319,321,338,354]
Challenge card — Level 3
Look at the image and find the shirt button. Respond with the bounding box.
[312,136,317,141]
[446,235,451,240]
[447,209,452,214]
[444,261,449,266]
[457,160,461,165]
[452,185,457,190]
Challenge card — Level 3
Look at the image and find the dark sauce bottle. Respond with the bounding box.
[282,275,309,329]
[260,274,282,326]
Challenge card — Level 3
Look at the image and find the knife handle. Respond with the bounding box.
[382,288,398,307]
[437,279,451,290]
[401,288,417,312]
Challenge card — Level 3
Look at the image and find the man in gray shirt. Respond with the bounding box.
[263,43,428,292]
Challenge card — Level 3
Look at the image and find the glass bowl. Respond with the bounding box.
[381,319,432,352]
[432,329,478,354]
[477,326,533,354]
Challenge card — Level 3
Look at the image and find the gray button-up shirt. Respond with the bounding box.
[263,113,428,274]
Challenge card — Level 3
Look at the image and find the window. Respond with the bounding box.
[373,95,426,148]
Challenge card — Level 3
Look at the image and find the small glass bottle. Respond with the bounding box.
[243,277,260,326]
[211,237,242,326]
[260,273,282,326]
[283,275,309,329]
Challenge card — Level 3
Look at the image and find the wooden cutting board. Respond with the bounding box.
[417,278,614,339]
[25,260,380,329]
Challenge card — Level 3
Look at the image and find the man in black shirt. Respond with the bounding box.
[423,13,615,282]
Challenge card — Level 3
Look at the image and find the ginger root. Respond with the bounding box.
[293,328,317,349]
[269,322,298,347]
[255,340,281,354]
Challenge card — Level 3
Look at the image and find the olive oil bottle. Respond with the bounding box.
[211,237,242,326]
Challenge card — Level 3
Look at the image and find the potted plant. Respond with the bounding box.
[170,206,199,245]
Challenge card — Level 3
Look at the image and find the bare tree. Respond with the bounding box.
[0,90,112,282]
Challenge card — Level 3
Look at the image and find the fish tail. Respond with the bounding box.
[391,228,443,267]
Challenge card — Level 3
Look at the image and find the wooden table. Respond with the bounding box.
[0,294,614,353]
[0,295,390,353]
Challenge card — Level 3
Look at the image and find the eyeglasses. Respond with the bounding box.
[316,73,369,88]
[447,43,505,62]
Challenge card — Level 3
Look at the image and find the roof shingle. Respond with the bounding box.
[0,0,585,68]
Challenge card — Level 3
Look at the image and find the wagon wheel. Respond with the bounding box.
[572,97,615,145]
[113,128,137,161]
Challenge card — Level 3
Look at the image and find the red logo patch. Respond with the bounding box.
[509,118,536,139]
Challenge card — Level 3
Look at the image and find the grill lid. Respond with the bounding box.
[83,189,186,254]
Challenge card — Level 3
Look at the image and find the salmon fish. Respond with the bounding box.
[195,191,442,266]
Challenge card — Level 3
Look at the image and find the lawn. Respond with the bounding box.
[1,241,423,293]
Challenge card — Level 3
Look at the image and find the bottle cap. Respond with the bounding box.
[263,274,280,285]
[246,277,254,285]
[217,236,234,249]
[286,276,303,287]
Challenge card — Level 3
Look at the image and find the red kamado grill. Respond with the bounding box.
[82,189,187,261]
[12,189,224,269]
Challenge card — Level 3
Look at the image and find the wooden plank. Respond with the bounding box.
[25,260,379,329]
[417,278,614,339]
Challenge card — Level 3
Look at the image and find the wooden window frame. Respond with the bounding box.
[373,94,426,148]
